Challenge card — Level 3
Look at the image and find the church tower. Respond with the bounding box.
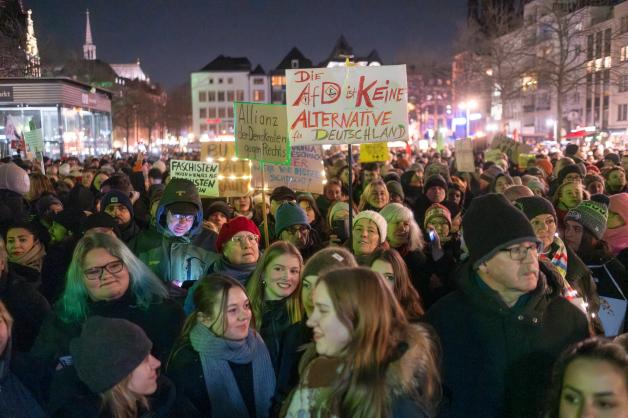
[83,9,96,60]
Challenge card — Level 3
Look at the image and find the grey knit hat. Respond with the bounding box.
[564,197,609,240]
[70,316,152,394]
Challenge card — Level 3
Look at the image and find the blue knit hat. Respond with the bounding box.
[275,202,310,236]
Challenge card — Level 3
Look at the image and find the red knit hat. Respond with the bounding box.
[216,216,261,253]
[535,159,553,177]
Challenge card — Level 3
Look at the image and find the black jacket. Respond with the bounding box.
[260,299,293,375]
[425,261,589,418]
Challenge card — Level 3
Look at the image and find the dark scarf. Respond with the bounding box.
[189,323,275,418]
[214,256,257,286]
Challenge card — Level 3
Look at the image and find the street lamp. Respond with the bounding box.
[546,118,558,141]
[459,99,478,138]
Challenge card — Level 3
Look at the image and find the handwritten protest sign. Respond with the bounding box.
[490,136,531,161]
[24,128,44,154]
[234,102,290,164]
[252,145,324,194]
[286,65,408,145]
[201,142,252,197]
[169,160,219,197]
[454,139,475,172]
[359,142,390,163]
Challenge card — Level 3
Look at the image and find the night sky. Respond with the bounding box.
[26,0,467,88]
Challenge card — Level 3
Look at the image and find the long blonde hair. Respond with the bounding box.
[246,241,303,329]
[100,374,149,418]
[358,179,389,211]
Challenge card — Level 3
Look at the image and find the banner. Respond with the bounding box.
[286,65,408,145]
[252,145,324,194]
[169,160,219,197]
[359,142,390,163]
[454,139,475,172]
[201,142,252,197]
[234,102,290,164]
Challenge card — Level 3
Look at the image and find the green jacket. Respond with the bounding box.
[134,178,213,284]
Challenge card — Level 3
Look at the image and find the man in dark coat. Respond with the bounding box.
[426,193,589,418]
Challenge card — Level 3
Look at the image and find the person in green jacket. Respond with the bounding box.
[134,178,213,286]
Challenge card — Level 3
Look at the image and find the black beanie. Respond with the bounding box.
[557,164,584,184]
[514,196,557,222]
[423,174,447,192]
[565,143,579,156]
[462,193,539,269]
[70,316,152,394]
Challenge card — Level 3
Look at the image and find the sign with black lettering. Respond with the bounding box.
[235,102,290,164]
[0,86,13,102]
[169,160,219,197]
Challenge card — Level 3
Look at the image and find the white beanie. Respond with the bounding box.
[352,210,387,244]
[0,162,30,195]
[152,160,167,174]
[59,163,71,176]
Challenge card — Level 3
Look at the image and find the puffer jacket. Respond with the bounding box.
[135,178,214,284]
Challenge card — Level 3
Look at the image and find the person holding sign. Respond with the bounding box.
[135,179,213,287]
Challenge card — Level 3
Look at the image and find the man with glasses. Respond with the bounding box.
[426,193,589,418]
[274,202,320,260]
[134,178,213,287]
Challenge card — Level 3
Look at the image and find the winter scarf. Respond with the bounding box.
[541,236,569,280]
[603,193,628,256]
[8,241,46,272]
[214,256,257,286]
[189,323,275,418]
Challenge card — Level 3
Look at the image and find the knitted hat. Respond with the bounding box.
[503,185,534,202]
[584,174,604,188]
[535,159,553,177]
[167,202,198,216]
[565,143,580,157]
[70,316,152,394]
[207,201,232,219]
[462,193,539,269]
[0,162,30,195]
[36,194,62,217]
[423,174,447,192]
[480,165,503,183]
[565,197,609,240]
[81,212,118,235]
[216,216,261,253]
[327,201,351,225]
[514,196,557,222]
[275,202,310,236]
[152,160,167,173]
[53,208,86,235]
[100,190,133,216]
[558,164,585,184]
[605,153,620,165]
[353,210,387,244]
[58,163,71,177]
[270,186,296,203]
[424,203,452,228]
[386,180,405,201]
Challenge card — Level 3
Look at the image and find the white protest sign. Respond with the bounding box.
[169,160,219,197]
[454,139,475,172]
[598,296,627,337]
[286,65,408,145]
[234,102,290,164]
[24,128,44,153]
[252,145,324,194]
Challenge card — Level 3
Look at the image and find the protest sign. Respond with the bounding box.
[286,65,408,145]
[24,128,44,154]
[490,136,531,161]
[169,160,219,197]
[518,153,536,169]
[359,142,390,163]
[454,139,475,172]
[234,102,290,164]
[201,141,252,197]
[252,145,324,194]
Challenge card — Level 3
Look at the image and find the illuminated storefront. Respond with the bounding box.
[0,78,112,158]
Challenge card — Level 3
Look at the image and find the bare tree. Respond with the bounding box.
[0,6,27,77]
[164,83,191,138]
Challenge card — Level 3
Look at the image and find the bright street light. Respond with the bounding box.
[459,99,478,138]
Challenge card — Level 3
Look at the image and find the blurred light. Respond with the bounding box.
[486,123,498,132]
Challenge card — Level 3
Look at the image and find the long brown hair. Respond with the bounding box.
[246,241,303,329]
[317,267,437,418]
[100,374,149,418]
[372,249,424,320]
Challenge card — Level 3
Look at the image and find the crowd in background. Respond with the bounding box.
[0,141,626,417]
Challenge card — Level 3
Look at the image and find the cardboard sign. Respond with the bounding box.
[359,142,390,163]
[286,65,408,145]
[234,102,290,164]
[490,136,531,161]
[252,145,324,194]
[598,296,627,337]
[518,153,536,169]
[169,160,220,197]
[201,141,236,162]
[202,142,252,197]
[24,128,44,153]
[454,139,475,172]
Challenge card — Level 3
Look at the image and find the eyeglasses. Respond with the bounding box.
[170,214,195,223]
[499,243,541,261]
[84,260,125,280]
[287,225,309,235]
[230,234,259,246]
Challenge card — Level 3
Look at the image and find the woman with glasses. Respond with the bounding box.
[167,274,275,418]
[30,233,184,393]
[246,241,303,374]
[184,216,261,315]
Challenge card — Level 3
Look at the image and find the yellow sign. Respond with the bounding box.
[518,153,536,169]
[201,142,251,197]
[359,142,390,162]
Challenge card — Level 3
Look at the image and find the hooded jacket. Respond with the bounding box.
[425,261,589,418]
[135,179,213,284]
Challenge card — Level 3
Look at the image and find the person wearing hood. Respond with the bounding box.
[490,172,515,194]
[5,222,47,288]
[411,174,448,226]
[135,178,213,286]
[297,193,328,242]
[400,164,424,204]
[0,301,46,417]
[184,216,261,315]
[192,200,233,253]
[101,190,142,243]
[0,162,31,230]
[604,193,628,268]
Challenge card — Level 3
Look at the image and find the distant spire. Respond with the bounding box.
[26,9,41,77]
[83,9,96,60]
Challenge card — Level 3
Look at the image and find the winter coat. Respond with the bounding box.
[425,261,589,418]
[135,179,213,284]
[260,299,294,375]
[30,289,184,380]
[49,368,178,418]
[0,269,50,353]
[0,189,30,231]
[564,245,604,334]
[281,323,436,418]
[166,342,259,418]
[40,238,79,304]
[67,184,94,212]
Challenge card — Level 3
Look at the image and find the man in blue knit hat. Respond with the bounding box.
[274,202,319,260]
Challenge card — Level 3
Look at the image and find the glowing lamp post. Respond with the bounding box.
[459,99,478,138]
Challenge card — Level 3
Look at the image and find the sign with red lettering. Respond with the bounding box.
[251,145,324,194]
[286,65,409,145]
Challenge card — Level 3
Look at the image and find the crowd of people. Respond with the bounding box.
[0,142,626,418]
